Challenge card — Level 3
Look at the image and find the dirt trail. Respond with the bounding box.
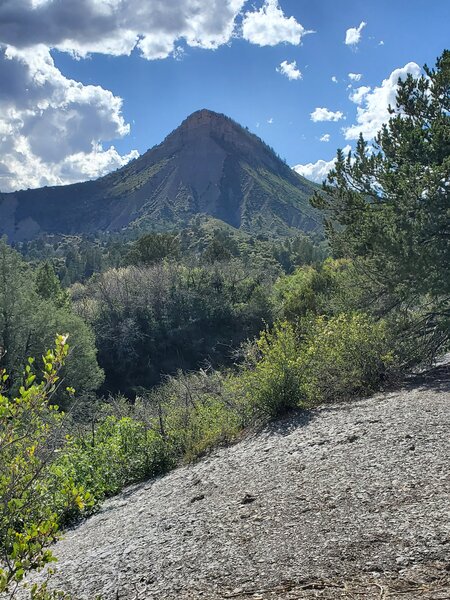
[30,364,450,599]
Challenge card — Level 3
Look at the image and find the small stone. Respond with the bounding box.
[241,493,256,504]
[190,494,205,503]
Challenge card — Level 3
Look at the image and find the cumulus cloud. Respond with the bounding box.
[0,46,138,192]
[0,0,247,60]
[344,62,421,140]
[310,107,344,122]
[293,145,351,183]
[319,134,330,142]
[345,21,366,46]
[0,1,255,191]
[331,75,338,83]
[276,59,302,80]
[242,0,308,46]
[348,72,362,81]
[349,85,371,105]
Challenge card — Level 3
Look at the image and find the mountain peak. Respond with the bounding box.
[169,109,243,145]
[0,110,321,241]
[183,108,223,121]
[181,109,233,127]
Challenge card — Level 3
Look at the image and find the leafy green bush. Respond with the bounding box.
[238,321,305,418]
[272,258,369,322]
[54,416,171,511]
[0,336,91,598]
[156,371,242,461]
[236,312,397,418]
[299,313,396,404]
[273,265,331,320]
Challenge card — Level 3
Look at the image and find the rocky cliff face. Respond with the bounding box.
[0,109,321,241]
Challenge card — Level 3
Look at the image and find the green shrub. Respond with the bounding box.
[236,312,397,418]
[0,336,91,598]
[272,258,368,322]
[239,321,305,418]
[299,312,396,404]
[155,371,242,462]
[53,416,172,514]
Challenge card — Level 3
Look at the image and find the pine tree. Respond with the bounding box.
[35,262,70,308]
[313,50,450,358]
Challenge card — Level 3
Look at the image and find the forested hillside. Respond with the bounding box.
[0,51,448,600]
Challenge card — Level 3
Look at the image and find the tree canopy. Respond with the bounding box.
[313,50,450,358]
[0,241,104,403]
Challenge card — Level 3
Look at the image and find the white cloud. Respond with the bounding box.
[310,107,344,122]
[348,72,362,81]
[276,59,302,80]
[344,62,421,140]
[379,40,385,46]
[0,46,138,192]
[345,21,366,46]
[242,0,308,47]
[331,75,338,83]
[0,0,247,60]
[349,85,371,105]
[0,1,257,191]
[267,117,274,124]
[293,145,351,183]
[319,134,330,142]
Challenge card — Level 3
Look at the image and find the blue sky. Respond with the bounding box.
[0,0,448,191]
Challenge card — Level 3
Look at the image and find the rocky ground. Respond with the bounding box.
[29,364,450,599]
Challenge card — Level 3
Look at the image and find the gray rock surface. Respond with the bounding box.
[29,365,450,598]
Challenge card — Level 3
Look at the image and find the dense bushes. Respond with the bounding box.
[298,313,396,404]
[238,313,396,416]
[155,370,242,461]
[238,321,305,417]
[55,416,171,507]
[0,336,91,598]
[73,260,277,394]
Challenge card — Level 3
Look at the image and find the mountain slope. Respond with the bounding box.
[27,363,450,599]
[0,110,322,242]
